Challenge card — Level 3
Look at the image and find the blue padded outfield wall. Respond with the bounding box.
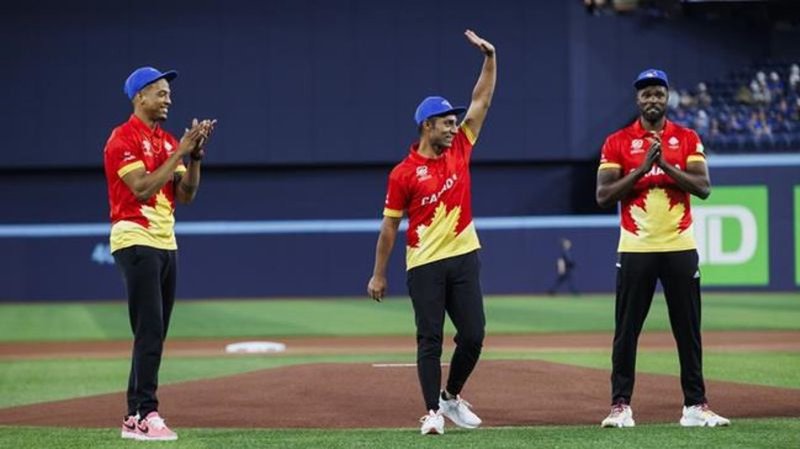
[0,161,797,301]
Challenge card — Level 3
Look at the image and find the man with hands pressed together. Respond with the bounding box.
[596,69,729,429]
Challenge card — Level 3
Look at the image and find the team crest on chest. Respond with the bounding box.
[630,139,644,154]
[416,165,431,181]
[165,141,173,153]
[667,136,680,149]
[141,140,152,156]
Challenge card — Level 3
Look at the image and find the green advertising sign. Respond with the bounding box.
[694,186,769,286]
[795,186,800,286]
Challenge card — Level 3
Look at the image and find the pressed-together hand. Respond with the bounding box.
[641,136,662,172]
[191,119,217,161]
[178,119,205,156]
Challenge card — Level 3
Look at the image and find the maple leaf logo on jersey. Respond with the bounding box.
[413,203,461,251]
[139,191,176,237]
[624,187,689,243]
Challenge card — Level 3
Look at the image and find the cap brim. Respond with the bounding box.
[158,70,179,83]
[429,107,467,119]
[634,78,668,90]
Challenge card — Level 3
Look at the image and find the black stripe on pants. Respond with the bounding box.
[407,250,485,411]
[611,250,707,406]
[113,245,177,417]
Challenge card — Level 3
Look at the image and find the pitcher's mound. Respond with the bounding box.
[1,360,798,428]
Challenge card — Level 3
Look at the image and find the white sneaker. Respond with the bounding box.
[680,404,731,427]
[601,403,635,428]
[419,409,445,435]
[439,393,482,429]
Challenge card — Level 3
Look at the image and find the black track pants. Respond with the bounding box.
[114,245,177,417]
[407,250,485,411]
[611,250,707,407]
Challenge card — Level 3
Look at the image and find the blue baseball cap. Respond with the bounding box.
[414,96,466,126]
[124,66,178,100]
[633,69,669,90]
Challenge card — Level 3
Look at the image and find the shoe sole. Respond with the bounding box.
[121,431,139,439]
[136,435,179,441]
[680,418,730,427]
[421,428,444,435]
[601,419,635,428]
[443,416,480,429]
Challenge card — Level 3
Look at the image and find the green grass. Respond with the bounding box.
[1,418,799,449]
[1,293,798,341]
[1,294,799,448]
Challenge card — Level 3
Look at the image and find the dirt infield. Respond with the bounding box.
[1,359,799,428]
[1,330,799,429]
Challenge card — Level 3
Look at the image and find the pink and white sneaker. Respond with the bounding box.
[136,411,178,441]
[121,414,139,439]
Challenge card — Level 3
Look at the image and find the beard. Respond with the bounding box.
[642,106,665,123]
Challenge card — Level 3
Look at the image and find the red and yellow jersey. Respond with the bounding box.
[103,115,186,253]
[599,119,706,253]
[383,125,481,270]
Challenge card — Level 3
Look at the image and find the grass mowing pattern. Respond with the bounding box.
[0,293,798,342]
[0,418,798,449]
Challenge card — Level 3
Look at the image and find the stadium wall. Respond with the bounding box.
[0,162,796,301]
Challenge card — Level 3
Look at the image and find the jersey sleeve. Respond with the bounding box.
[105,132,144,179]
[598,135,622,171]
[685,130,707,164]
[383,168,408,218]
[450,124,476,163]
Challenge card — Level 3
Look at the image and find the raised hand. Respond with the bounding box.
[465,29,495,57]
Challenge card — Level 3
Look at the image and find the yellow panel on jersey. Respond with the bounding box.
[383,208,403,218]
[406,202,481,270]
[118,161,145,178]
[598,162,621,170]
[110,191,178,252]
[618,187,697,252]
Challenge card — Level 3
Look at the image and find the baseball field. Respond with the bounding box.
[1,292,798,448]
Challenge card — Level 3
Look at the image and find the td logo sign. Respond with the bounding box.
[693,186,769,286]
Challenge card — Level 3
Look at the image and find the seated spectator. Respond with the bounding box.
[727,112,745,134]
[747,109,772,140]
[694,109,710,137]
[696,82,712,108]
[668,87,680,110]
[672,107,690,128]
[756,71,772,103]
[735,83,755,105]
[708,117,722,140]
[750,79,768,105]
[768,71,784,98]
[679,89,695,108]
[771,112,793,134]
[789,64,800,95]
